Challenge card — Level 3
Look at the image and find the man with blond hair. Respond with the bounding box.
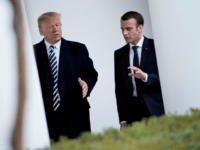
[34,12,98,141]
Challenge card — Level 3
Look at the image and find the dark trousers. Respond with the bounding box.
[130,97,151,123]
[48,105,71,142]
[82,107,91,132]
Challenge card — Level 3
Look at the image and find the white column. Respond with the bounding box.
[0,0,50,149]
[21,1,50,149]
[0,1,18,149]
[148,0,200,114]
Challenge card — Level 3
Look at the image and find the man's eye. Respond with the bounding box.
[48,26,52,29]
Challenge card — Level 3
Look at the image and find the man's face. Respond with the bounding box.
[39,18,62,44]
[121,18,143,45]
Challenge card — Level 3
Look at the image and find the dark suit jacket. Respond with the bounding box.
[34,37,98,138]
[114,36,165,124]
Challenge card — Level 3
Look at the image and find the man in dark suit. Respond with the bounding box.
[114,11,165,130]
[34,12,98,141]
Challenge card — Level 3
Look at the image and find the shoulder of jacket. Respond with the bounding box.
[114,44,129,55]
[148,38,154,44]
[144,36,154,46]
[33,39,44,48]
[62,38,85,47]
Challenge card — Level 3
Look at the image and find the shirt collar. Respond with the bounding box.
[129,35,144,49]
[44,39,61,50]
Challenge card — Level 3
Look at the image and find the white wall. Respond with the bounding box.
[24,0,153,133]
[148,0,200,114]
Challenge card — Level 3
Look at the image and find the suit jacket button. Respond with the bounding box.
[46,98,49,101]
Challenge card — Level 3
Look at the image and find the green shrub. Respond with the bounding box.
[44,108,200,150]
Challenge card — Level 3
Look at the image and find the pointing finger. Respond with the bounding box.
[128,73,135,76]
[128,66,138,70]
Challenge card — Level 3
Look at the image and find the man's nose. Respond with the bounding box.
[122,30,127,36]
[52,25,57,31]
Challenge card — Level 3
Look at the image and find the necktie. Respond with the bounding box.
[133,46,139,68]
[132,46,144,104]
[49,46,60,111]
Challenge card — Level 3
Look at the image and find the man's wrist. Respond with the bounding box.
[142,73,148,82]
[121,121,127,124]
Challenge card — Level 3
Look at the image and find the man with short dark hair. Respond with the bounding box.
[34,12,98,141]
[114,11,165,130]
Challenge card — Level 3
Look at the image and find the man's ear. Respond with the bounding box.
[138,25,143,33]
[39,28,44,36]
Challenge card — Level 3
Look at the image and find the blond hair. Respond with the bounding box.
[38,12,61,29]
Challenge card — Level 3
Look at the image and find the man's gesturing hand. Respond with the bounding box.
[128,66,146,80]
[78,77,88,98]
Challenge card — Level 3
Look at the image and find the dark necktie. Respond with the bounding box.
[133,46,139,68]
[49,45,60,111]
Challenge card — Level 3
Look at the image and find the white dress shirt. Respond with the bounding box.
[44,39,62,102]
[129,36,148,97]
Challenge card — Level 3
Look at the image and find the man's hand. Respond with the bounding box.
[78,77,88,98]
[128,66,146,80]
[120,122,127,130]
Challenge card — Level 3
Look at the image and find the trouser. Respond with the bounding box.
[130,96,151,123]
[48,105,71,142]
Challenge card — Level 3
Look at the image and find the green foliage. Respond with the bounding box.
[44,108,200,150]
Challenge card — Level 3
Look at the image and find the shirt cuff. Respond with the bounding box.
[142,73,148,82]
[121,121,127,124]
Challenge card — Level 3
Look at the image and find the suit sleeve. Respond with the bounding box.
[144,41,161,87]
[114,51,128,123]
[146,73,161,86]
[80,44,98,97]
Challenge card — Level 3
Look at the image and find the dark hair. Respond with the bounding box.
[121,11,144,28]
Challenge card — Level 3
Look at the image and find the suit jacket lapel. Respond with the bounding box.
[36,40,52,94]
[59,38,72,76]
[121,44,133,87]
[140,36,150,70]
